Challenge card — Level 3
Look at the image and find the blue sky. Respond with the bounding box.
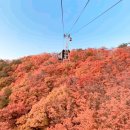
[0,0,130,59]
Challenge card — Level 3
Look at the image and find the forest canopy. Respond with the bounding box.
[0,47,130,130]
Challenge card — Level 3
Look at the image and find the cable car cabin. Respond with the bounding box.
[58,49,70,60]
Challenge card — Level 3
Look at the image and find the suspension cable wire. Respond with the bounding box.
[61,0,65,34]
[60,0,66,49]
[72,0,123,35]
[69,0,90,33]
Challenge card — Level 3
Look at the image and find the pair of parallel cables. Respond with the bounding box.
[60,0,123,36]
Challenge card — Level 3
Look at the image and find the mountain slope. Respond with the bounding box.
[0,47,130,130]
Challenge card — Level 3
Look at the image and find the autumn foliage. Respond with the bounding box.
[0,47,130,130]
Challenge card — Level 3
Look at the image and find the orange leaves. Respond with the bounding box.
[0,47,130,129]
[69,48,95,62]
